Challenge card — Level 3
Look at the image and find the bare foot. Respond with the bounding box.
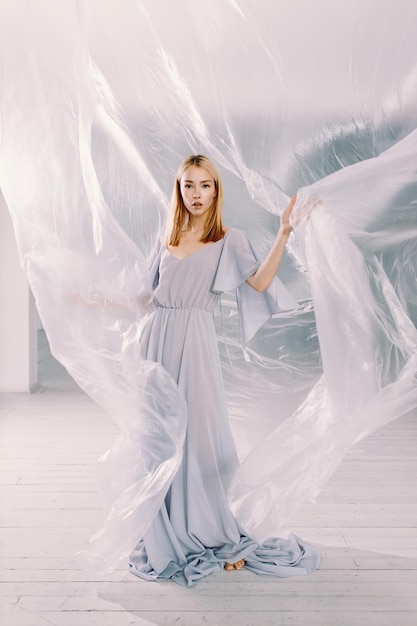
[224,559,245,571]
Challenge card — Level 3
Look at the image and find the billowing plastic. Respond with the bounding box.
[1,0,416,570]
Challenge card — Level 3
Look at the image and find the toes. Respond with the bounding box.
[225,559,245,571]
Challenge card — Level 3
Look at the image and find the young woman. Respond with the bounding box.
[127,155,320,586]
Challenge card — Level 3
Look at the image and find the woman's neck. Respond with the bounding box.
[187,216,206,233]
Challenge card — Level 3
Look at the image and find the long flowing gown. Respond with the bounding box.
[127,228,320,586]
[2,0,417,586]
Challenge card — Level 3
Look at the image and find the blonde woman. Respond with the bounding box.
[128,155,319,585]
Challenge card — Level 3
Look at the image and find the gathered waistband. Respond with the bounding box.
[154,301,214,314]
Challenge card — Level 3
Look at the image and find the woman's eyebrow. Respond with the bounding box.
[183,179,212,183]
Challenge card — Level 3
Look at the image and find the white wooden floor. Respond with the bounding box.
[1,332,417,626]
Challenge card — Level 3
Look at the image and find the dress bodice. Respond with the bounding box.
[153,242,223,313]
[148,228,297,345]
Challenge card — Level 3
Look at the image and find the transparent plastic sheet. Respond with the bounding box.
[0,0,416,567]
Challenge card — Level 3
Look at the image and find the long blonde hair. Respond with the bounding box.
[165,155,225,246]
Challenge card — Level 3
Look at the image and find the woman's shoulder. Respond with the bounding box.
[222,226,249,243]
[223,226,245,237]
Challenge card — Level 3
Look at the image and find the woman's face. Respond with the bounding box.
[179,165,217,220]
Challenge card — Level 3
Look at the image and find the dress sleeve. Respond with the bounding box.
[212,228,298,346]
[147,238,163,290]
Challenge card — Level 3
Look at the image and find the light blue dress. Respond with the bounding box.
[128,228,320,586]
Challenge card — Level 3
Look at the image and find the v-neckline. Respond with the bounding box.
[164,232,228,261]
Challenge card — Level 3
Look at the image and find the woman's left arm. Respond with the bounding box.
[246,195,296,293]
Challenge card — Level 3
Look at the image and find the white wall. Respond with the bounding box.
[0,191,38,392]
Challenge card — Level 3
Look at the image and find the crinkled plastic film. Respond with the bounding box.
[1,0,416,567]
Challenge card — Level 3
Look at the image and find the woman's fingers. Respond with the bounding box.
[290,194,321,228]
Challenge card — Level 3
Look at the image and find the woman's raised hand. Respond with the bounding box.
[280,195,297,236]
[288,193,322,229]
